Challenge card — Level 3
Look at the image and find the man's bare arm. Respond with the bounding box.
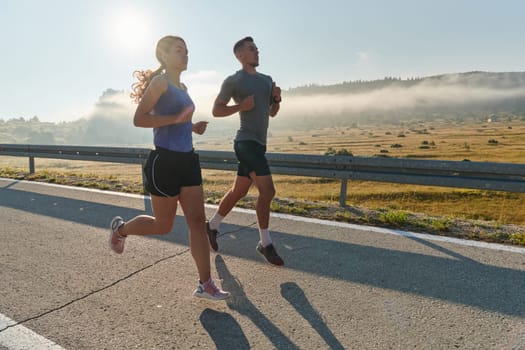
[212,96,255,117]
[270,101,280,117]
[269,81,281,117]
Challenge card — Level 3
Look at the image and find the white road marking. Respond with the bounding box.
[3,178,525,255]
[0,313,65,350]
[220,205,525,254]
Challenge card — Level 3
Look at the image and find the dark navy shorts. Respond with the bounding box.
[143,147,202,197]
[234,140,271,178]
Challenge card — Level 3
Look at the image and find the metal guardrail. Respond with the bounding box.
[1,143,525,207]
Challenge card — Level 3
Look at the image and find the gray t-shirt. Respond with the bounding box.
[217,69,273,145]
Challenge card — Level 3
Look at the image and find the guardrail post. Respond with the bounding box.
[29,157,35,174]
[339,178,348,207]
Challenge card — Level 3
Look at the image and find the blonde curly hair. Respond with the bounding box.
[130,35,185,103]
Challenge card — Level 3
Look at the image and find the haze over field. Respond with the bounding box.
[278,72,525,127]
[75,71,525,126]
[1,71,525,146]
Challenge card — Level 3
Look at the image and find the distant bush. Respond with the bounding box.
[488,139,499,145]
[390,143,403,148]
[324,147,353,156]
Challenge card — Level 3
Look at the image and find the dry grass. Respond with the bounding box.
[263,119,525,162]
[2,118,525,245]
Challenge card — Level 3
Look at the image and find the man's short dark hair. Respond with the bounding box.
[233,36,254,54]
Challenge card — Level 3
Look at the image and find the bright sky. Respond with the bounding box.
[1,0,524,122]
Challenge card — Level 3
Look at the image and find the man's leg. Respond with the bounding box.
[219,175,252,217]
[252,173,283,266]
[206,175,252,251]
[209,175,252,229]
[251,173,275,231]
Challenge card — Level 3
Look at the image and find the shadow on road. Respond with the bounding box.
[199,308,250,350]
[2,183,525,318]
[280,282,345,350]
[214,255,300,349]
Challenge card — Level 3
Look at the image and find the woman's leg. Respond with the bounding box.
[120,194,179,236]
[179,185,230,300]
[178,185,210,283]
[109,194,178,254]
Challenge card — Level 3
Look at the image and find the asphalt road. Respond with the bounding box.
[1,178,525,349]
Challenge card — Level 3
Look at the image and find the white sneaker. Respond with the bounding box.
[109,216,126,254]
[193,278,230,300]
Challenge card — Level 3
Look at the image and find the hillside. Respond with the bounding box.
[285,71,525,95]
[271,71,525,130]
[1,72,525,144]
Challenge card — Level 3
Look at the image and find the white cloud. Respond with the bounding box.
[282,84,525,117]
[356,51,369,62]
[85,90,135,121]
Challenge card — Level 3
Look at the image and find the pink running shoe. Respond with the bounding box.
[109,216,126,254]
[193,278,230,300]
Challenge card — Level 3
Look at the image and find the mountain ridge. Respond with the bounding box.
[285,71,525,96]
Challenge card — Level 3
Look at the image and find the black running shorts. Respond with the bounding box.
[143,147,202,197]
[234,140,271,178]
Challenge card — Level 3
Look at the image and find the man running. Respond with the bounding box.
[206,36,284,265]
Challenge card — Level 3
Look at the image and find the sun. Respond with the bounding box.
[109,10,151,52]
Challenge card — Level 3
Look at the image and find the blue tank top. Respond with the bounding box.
[153,82,195,152]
